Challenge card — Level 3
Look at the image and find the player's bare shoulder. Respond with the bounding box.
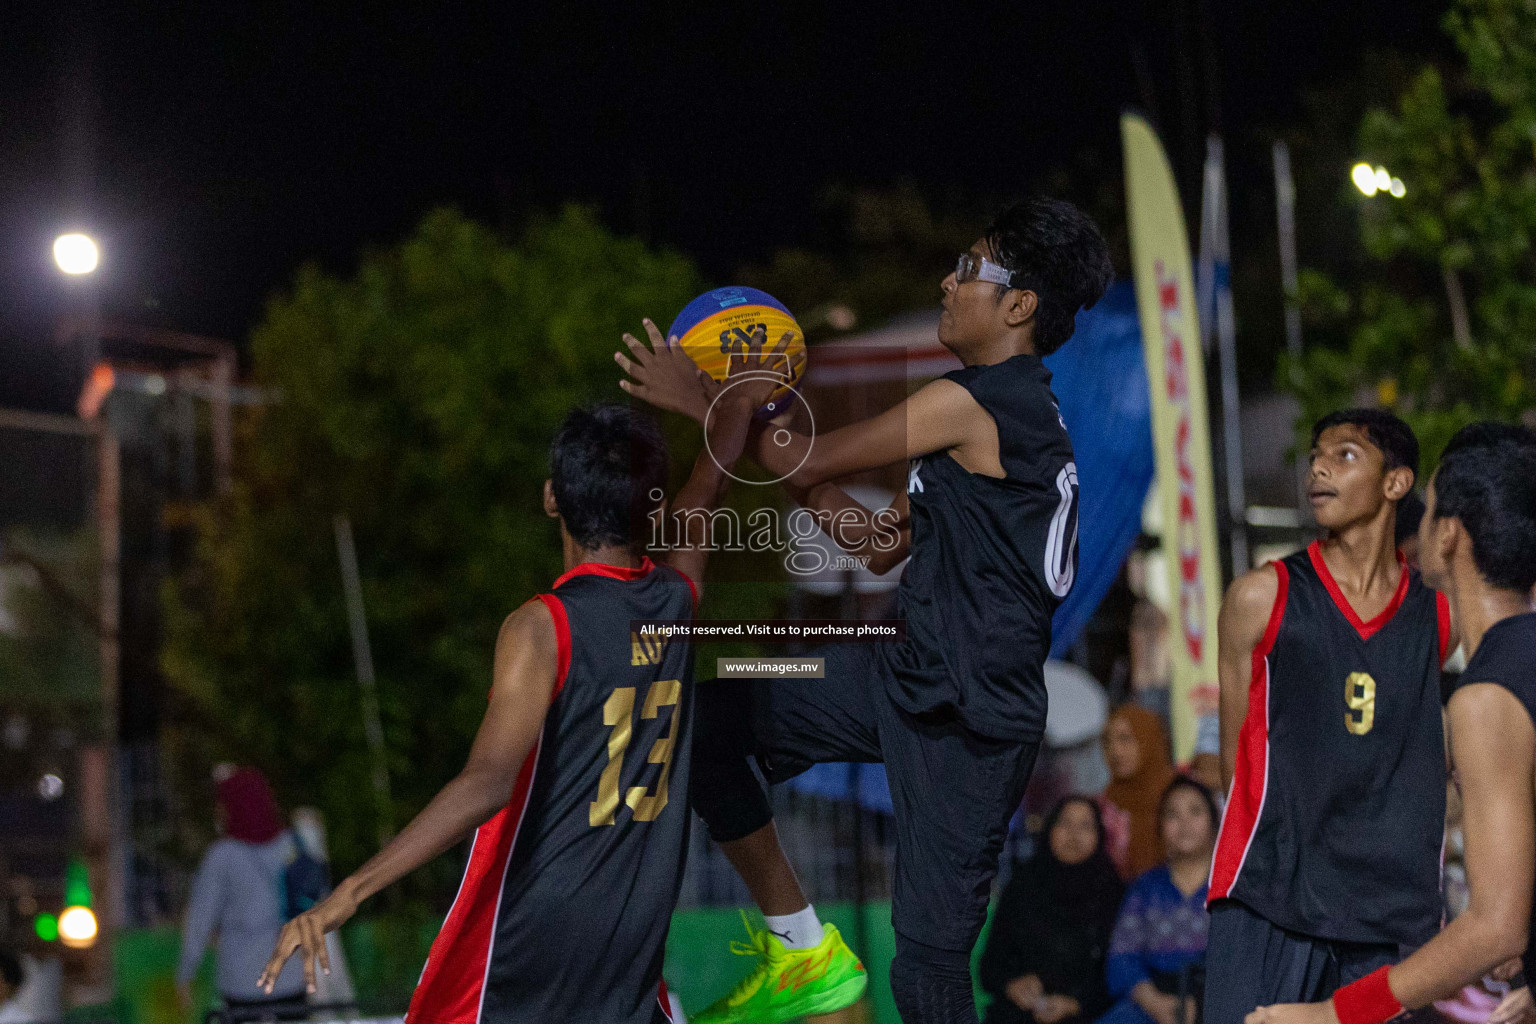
[499,597,556,648]
[1220,563,1282,655]
[490,597,559,701]
[904,377,994,462]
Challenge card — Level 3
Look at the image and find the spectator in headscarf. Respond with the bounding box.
[1097,777,1217,1024]
[177,768,306,1019]
[1101,705,1176,879]
[981,797,1126,1024]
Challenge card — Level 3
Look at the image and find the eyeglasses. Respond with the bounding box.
[954,252,1024,289]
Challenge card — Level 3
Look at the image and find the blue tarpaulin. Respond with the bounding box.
[782,282,1154,813]
[1043,280,1156,657]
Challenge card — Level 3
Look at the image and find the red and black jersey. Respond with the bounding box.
[406,557,696,1024]
[1210,541,1450,947]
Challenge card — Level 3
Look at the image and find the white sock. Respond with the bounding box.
[763,905,825,950]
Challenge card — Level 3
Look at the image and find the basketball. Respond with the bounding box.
[667,286,807,410]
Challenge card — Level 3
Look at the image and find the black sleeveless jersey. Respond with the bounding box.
[406,558,695,1024]
[1446,613,1536,974]
[1210,542,1450,946]
[883,353,1079,742]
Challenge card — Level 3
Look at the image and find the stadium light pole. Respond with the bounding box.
[44,229,124,970]
[1273,142,1310,521]
[0,401,118,982]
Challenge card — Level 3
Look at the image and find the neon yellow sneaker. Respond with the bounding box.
[691,911,867,1024]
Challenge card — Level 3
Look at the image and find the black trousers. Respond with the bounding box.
[1203,900,1399,1024]
[692,642,1040,953]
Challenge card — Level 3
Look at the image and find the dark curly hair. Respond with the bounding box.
[1432,422,1536,592]
[1311,408,1419,481]
[549,403,669,548]
[984,196,1114,356]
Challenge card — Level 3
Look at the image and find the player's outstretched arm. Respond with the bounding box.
[1217,566,1280,792]
[739,377,986,572]
[744,377,989,489]
[658,332,790,595]
[1244,684,1535,1024]
[257,600,558,995]
[616,318,720,423]
[661,447,731,598]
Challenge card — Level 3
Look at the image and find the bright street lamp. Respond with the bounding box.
[53,233,100,275]
[57,905,97,948]
[1351,163,1405,199]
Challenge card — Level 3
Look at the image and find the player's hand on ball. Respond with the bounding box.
[702,327,797,466]
[257,885,359,994]
[716,326,797,413]
[616,318,718,423]
[1245,1001,1340,1024]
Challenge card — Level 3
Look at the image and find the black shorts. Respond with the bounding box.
[1203,900,1399,1024]
[693,643,1040,952]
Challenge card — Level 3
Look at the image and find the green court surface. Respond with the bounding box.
[106,901,994,1024]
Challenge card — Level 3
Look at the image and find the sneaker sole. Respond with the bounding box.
[773,972,869,1020]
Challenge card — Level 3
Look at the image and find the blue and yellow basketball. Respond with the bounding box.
[668,286,806,409]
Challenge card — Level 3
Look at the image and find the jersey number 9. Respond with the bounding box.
[1344,672,1376,736]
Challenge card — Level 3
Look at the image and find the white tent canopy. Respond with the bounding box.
[1044,659,1109,748]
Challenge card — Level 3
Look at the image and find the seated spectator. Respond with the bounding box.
[1101,705,1175,879]
[1097,777,1218,1024]
[981,797,1126,1024]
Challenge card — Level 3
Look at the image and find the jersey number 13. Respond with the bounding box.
[590,680,681,826]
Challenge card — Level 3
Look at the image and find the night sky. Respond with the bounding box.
[1,1,1452,413]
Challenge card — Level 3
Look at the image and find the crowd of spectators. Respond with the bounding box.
[982,710,1215,1024]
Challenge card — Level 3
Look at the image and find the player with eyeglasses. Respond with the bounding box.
[617,196,1113,1024]
[953,250,1032,288]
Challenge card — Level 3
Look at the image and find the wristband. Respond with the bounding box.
[1333,966,1402,1024]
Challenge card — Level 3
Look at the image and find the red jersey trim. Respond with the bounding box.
[406,736,543,1024]
[1307,541,1410,642]
[657,979,676,1022]
[1256,561,1289,658]
[1209,560,1288,903]
[534,594,572,694]
[1436,592,1452,665]
[486,598,570,702]
[552,555,657,589]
